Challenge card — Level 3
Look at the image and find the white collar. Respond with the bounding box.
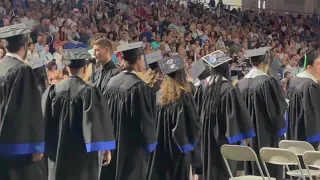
[245,68,268,78]
[123,70,138,75]
[205,75,228,85]
[297,71,318,83]
[5,52,24,62]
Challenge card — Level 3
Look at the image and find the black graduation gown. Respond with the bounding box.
[42,76,116,180]
[93,60,120,94]
[0,56,46,180]
[147,91,201,180]
[33,66,49,94]
[286,76,320,148]
[201,77,255,180]
[236,75,287,180]
[103,71,157,180]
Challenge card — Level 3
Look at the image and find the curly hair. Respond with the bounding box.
[159,70,191,105]
[144,68,161,87]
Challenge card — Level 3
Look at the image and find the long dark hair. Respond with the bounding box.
[202,62,229,115]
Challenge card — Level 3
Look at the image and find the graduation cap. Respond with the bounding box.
[117,42,144,63]
[63,48,92,68]
[245,47,271,64]
[158,55,185,75]
[28,58,46,70]
[145,51,163,65]
[201,50,232,69]
[0,23,30,49]
[191,60,207,81]
[0,23,30,39]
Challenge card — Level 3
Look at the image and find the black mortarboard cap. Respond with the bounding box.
[191,60,207,80]
[158,55,185,75]
[0,23,30,48]
[0,23,30,39]
[28,58,46,69]
[201,50,232,68]
[145,50,163,65]
[63,48,91,68]
[245,47,271,63]
[117,42,144,63]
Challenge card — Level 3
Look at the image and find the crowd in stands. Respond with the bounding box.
[0,0,320,88]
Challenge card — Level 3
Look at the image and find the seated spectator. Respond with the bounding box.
[36,17,51,37]
[53,46,65,70]
[51,70,63,84]
[151,35,161,50]
[40,44,54,62]
[35,34,45,52]
[46,60,57,85]
[53,32,67,49]
[26,42,40,63]
[67,23,82,44]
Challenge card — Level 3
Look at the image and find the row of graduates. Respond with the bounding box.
[1,24,320,180]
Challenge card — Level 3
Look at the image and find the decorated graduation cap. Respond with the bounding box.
[201,50,232,69]
[245,47,271,64]
[0,23,30,52]
[117,42,144,63]
[158,55,185,75]
[64,48,92,68]
[191,59,207,81]
[145,50,163,65]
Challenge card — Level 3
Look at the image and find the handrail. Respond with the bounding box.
[218,3,316,17]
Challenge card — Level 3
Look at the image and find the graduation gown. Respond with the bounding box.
[200,75,255,180]
[147,91,201,180]
[0,55,45,180]
[42,76,116,180]
[236,69,287,180]
[93,60,120,94]
[286,71,320,148]
[33,66,49,94]
[103,71,157,180]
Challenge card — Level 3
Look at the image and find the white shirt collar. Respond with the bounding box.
[5,52,24,62]
[245,68,268,79]
[123,70,138,75]
[297,71,318,83]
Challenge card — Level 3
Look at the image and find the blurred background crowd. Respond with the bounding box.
[0,0,320,88]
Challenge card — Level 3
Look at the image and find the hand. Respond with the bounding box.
[32,153,43,162]
[102,150,111,166]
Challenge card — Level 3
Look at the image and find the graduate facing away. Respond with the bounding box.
[193,51,255,180]
[42,48,116,180]
[236,48,287,180]
[143,50,164,94]
[147,55,201,180]
[103,42,157,180]
[286,50,320,148]
[93,37,120,94]
[0,23,46,180]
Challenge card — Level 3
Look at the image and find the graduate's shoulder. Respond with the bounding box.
[237,75,275,89]
[106,71,148,92]
[53,77,96,96]
[288,76,320,93]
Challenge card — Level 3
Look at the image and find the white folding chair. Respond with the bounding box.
[279,140,320,178]
[221,145,272,180]
[302,151,320,180]
[260,147,306,180]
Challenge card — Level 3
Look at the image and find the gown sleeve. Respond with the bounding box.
[132,83,157,152]
[222,86,256,144]
[82,87,116,152]
[303,83,320,143]
[261,77,287,136]
[0,65,45,156]
[172,93,201,153]
[41,85,56,151]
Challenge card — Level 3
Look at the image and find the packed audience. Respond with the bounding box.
[0,0,320,87]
